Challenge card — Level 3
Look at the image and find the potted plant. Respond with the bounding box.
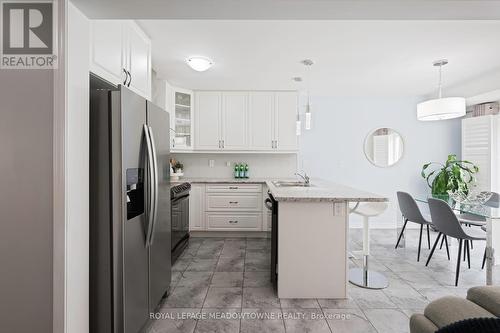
[421,154,479,196]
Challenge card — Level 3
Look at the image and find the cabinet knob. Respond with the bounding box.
[229,220,238,224]
[229,201,239,204]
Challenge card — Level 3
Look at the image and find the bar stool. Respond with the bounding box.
[349,201,389,289]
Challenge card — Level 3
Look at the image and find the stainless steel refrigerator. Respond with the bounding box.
[90,82,171,333]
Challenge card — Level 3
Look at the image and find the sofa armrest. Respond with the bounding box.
[467,286,500,317]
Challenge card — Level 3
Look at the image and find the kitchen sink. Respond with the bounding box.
[272,181,314,187]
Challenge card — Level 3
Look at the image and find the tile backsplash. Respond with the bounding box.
[171,153,298,178]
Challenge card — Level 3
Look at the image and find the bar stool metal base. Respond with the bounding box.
[349,256,388,289]
[349,268,388,289]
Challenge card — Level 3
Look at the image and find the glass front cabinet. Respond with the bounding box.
[170,87,194,151]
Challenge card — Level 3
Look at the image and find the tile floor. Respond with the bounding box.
[146,228,497,333]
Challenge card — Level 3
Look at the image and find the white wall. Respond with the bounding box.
[298,96,461,228]
[67,3,90,333]
[171,153,298,178]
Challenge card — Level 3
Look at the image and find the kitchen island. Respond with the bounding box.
[266,179,387,299]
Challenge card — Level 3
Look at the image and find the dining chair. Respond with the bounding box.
[426,198,486,286]
[457,192,499,227]
[396,191,447,262]
[456,192,498,251]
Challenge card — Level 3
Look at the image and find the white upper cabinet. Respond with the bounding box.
[275,92,299,151]
[195,92,222,150]
[249,92,275,150]
[90,20,126,85]
[170,87,194,151]
[222,92,249,150]
[125,22,152,100]
[90,20,151,99]
[194,90,298,152]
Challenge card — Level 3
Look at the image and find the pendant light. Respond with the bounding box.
[417,59,465,121]
[296,105,301,136]
[302,59,314,129]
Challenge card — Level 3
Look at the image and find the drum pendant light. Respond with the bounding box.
[417,59,465,121]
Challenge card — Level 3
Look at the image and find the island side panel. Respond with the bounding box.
[277,201,348,299]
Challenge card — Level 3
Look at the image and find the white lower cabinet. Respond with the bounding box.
[207,213,261,231]
[190,183,266,232]
[189,184,205,230]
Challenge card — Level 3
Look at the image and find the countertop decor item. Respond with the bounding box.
[170,158,184,180]
[421,154,479,196]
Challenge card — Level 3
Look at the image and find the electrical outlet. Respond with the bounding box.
[209,159,215,167]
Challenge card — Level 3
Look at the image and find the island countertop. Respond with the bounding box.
[266,179,388,202]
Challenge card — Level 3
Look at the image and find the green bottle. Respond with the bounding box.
[238,163,244,178]
[234,163,239,178]
[244,164,249,178]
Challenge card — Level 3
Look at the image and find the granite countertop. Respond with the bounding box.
[170,177,289,184]
[171,177,387,203]
[266,179,388,203]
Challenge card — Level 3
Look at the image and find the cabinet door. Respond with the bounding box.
[189,184,205,230]
[195,92,222,150]
[275,92,299,151]
[222,92,249,150]
[249,92,275,150]
[462,116,495,191]
[90,20,126,85]
[125,22,152,100]
[171,88,194,151]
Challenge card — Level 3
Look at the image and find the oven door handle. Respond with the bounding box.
[172,193,190,203]
[264,198,273,211]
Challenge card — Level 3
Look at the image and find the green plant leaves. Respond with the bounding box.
[421,155,479,195]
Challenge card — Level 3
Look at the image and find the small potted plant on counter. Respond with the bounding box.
[421,154,479,197]
[170,158,184,180]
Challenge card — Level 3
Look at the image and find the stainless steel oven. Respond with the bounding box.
[171,183,191,264]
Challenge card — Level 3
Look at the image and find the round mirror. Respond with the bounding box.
[364,128,404,167]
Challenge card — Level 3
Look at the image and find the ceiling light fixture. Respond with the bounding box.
[186,56,214,72]
[417,59,465,121]
[301,59,314,130]
[296,107,302,136]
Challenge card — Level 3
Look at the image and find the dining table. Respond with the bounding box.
[414,195,500,285]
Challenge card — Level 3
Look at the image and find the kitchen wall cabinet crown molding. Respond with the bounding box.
[90,20,151,100]
[194,90,298,152]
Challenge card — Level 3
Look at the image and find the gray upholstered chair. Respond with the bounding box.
[396,191,442,262]
[426,198,486,286]
[410,286,500,333]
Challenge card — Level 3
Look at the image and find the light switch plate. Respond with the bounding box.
[209,159,215,167]
[226,161,231,167]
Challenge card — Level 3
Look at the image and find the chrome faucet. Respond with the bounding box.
[295,171,310,186]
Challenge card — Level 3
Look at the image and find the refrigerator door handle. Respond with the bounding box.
[147,125,159,246]
[144,124,155,247]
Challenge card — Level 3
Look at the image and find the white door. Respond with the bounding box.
[222,92,249,150]
[249,92,275,150]
[275,92,299,151]
[462,115,496,191]
[90,20,126,85]
[125,22,151,99]
[195,92,222,150]
[189,185,205,230]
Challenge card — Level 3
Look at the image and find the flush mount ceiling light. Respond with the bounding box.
[417,59,465,121]
[186,56,214,72]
